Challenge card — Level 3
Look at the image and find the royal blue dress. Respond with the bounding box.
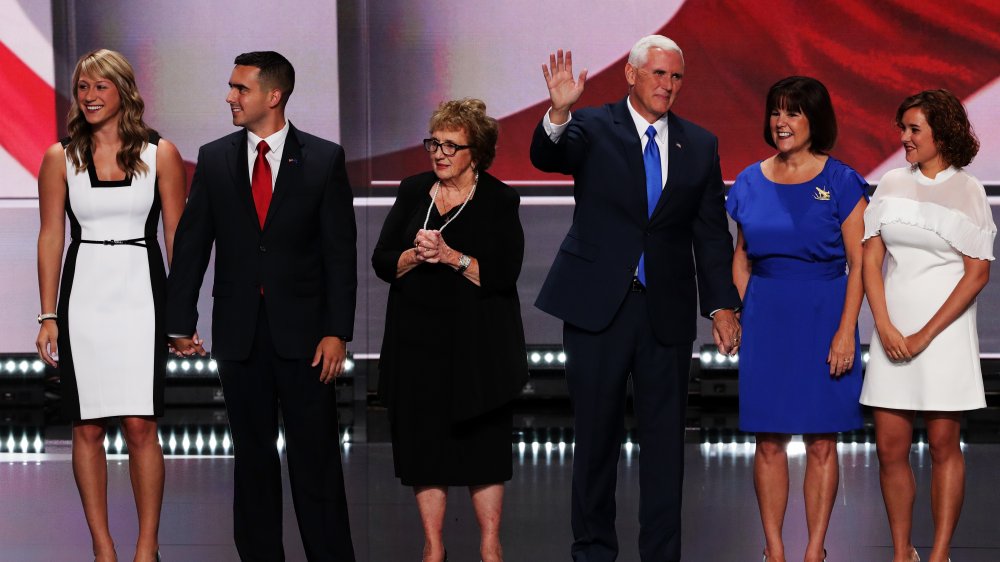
[726,158,867,434]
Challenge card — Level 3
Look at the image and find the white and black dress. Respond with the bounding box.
[56,133,166,420]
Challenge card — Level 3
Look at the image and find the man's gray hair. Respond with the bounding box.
[628,35,684,67]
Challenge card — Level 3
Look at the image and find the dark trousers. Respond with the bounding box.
[218,305,355,561]
[564,291,692,562]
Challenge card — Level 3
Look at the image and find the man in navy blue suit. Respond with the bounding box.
[530,35,741,561]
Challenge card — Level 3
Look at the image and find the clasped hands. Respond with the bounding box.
[169,332,206,357]
[712,309,741,356]
[413,229,455,265]
[878,323,931,364]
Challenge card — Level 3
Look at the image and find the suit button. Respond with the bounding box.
[259,245,267,253]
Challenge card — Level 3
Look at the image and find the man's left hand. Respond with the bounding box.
[712,309,741,355]
[312,336,347,384]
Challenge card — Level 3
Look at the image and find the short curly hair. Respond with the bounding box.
[896,89,979,168]
[428,98,499,171]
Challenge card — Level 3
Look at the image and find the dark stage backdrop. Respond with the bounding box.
[2,0,1000,355]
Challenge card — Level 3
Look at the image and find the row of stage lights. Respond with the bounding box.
[165,357,355,376]
[0,347,883,376]
[0,355,357,379]
[2,429,964,457]
[0,358,46,377]
[698,344,873,370]
[0,427,355,456]
[527,348,567,368]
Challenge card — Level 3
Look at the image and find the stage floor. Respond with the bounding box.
[3,407,1000,562]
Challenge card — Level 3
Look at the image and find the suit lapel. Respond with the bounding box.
[227,130,261,232]
[610,99,648,224]
[650,112,686,219]
[263,125,303,231]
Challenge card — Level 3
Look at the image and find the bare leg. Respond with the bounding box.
[925,412,963,562]
[414,486,448,562]
[470,483,504,562]
[755,433,791,562]
[121,416,163,562]
[873,408,918,562]
[73,421,117,561]
[802,434,838,562]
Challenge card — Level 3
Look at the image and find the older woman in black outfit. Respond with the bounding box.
[373,98,528,562]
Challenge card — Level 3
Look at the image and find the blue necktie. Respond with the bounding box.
[637,125,661,286]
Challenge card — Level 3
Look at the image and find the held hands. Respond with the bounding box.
[36,322,59,367]
[878,323,913,362]
[312,336,347,384]
[827,327,856,377]
[712,309,741,356]
[904,330,932,358]
[413,229,455,265]
[169,332,207,357]
[542,49,587,124]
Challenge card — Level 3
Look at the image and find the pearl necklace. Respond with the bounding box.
[422,172,478,232]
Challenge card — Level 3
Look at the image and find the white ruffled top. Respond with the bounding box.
[864,166,997,260]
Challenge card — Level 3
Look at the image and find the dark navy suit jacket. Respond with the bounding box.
[530,97,740,345]
[167,124,358,360]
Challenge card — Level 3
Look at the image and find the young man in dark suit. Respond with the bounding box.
[530,36,741,562]
[168,51,356,561]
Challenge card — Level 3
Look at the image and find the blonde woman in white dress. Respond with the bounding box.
[861,89,995,562]
[35,49,186,562]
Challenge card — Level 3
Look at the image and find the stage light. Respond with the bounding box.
[529,352,541,364]
[194,360,204,371]
[344,359,355,373]
[208,360,218,372]
[557,352,567,363]
[32,360,44,373]
[4,360,15,372]
[167,360,177,372]
[276,431,285,452]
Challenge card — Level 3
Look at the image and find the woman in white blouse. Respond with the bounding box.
[861,90,995,562]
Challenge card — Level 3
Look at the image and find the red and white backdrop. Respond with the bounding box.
[3,0,1000,352]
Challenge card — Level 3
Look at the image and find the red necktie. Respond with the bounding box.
[251,140,272,227]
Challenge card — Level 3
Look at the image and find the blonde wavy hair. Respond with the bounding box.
[65,49,152,177]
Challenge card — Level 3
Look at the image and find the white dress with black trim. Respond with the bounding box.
[56,133,166,420]
[860,166,996,411]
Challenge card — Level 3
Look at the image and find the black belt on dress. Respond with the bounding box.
[76,237,151,248]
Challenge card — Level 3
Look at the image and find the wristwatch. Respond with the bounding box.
[456,254,471,274]
[37,313,58,324]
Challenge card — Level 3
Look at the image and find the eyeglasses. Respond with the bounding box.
[422,139,471,157]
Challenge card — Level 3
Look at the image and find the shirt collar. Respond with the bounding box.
[912,164,958,186]
[247,120,290,156]
[626,96,668,142]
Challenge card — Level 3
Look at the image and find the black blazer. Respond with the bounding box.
[167,124,357,360]
[530,98,740,345]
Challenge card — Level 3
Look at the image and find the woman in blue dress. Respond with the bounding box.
[727,76,868,562]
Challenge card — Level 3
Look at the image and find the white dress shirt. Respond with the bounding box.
[246,120,290,190]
